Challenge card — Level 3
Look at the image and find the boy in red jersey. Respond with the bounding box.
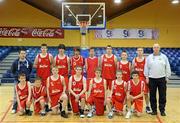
[70,47,84,75]
[107,70,127,119]
[69,66,86,118]
[100,45,117,90]
[33,43,54,87]
[117,51,131,82]
[34,44,53,112]
[46,66,68,118]
[132,48,151,113]
[15,73,32,116]
[86,67,107,118]
[32,77,46,116]
[85,47,99,91]
[54,44,71,110]
[54,44,70,90]
[125,71,145,119]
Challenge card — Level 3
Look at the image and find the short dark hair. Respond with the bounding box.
[41,43,47,47]
[131,70,139,77]
[89,47,95,51]
[18,73,26,79]
[74,47,80,52]
[58,44,66,50]
[35,76,42,81]
[106,45,112,49]
[94,67,102,72]
[18,48,26,54]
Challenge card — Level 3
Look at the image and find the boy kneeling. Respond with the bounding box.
[125,71,145,119]
[47,66,68,118]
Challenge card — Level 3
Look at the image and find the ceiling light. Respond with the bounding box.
[114,0,122,4]
[65,5,70,8]
[0,0,4,2]
[98,15,102,18]
[172,0,179,4]
[56,0,63,2]
[68,13,72,16]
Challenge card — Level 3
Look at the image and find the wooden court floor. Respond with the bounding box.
[0,86,180,123]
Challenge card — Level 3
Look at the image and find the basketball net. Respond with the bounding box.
[79,21,89,35]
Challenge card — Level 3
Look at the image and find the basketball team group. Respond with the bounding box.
[11,43,171,119]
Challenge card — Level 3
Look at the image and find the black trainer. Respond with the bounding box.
[25,109,32,116]
[68,102,72,111]
[59,102,62,112]
[45,104,50,112]
[161,112,166,116]
[151,111,157,115]
[146,106,151,114]
[61,110,68,118]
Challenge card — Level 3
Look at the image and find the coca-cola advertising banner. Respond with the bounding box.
[0,27,64,38]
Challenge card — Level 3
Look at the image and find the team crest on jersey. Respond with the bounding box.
[73,62,76,66]
[73,81,76,86]
[104,58,107,62]
[39,58,41,62]
[51,82,54,86]
[120,64,122,68]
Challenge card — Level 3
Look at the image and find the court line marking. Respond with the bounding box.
[156,114,163,123]
[0,101,13,123]
[2,121,158,123]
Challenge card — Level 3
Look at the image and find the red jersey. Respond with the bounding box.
[128,80,145,100]
[48,76,63,96]
[112,80,126,102]
[71,56,84,75]
[86,57,98,78]
[32,85,46,100]
[16,82,29,101]
[118,61,130,82]
[102,54,116,79]
[71,75,84,94]
[36,53,51,80]
[134,57,145,78]
[55,55,69,76]
[91,78,105,98]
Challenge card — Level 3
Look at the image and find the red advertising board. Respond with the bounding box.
[0,27,64,38]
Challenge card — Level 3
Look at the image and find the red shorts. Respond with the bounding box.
[133,99,143,113]
[34,98,45,114]
[111,97,124,112]
[50,93,62,108]
[87,96,104,115]
[105,79,113,90]
[70,94,85,113]
[17,99,31,112]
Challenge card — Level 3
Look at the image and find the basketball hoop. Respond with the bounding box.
[79,21,89,35]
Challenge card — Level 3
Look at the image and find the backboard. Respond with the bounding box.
[62,2,106,30]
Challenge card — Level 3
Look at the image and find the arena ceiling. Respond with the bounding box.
[21,0,153,21]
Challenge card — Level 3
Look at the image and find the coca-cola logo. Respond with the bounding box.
[0,27,64,38]
[32,29,55,37]
[0,28,21,37]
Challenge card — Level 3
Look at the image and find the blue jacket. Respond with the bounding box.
[11,58,33,81]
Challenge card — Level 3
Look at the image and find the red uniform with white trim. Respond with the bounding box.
[16,82,29,111]
[32,85,46,114]
[36,53,51,86]
[48,75,64,108]
[86,57,98,90]
[70,75,85,113]
[55,55,69,90]
[118,61,130,82]
[111,80,126,112]
[128,79,145,113]
[134,57,149,94]
[71,56,84,75]
[102,54,116,89]
[87,78,105,115]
